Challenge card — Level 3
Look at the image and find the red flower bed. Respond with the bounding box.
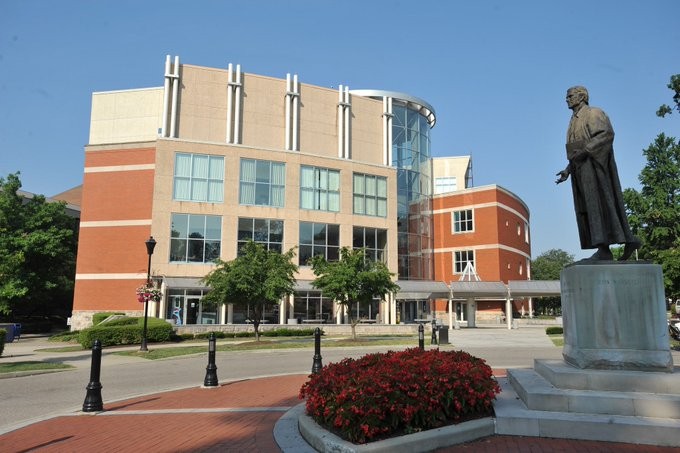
[299,348,500,444]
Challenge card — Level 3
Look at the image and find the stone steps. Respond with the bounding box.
[496,360,680,446]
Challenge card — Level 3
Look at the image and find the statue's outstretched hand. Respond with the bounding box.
[555,170,569,184]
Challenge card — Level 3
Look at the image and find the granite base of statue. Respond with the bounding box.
[500,262,680,447]
[561,262,672,372]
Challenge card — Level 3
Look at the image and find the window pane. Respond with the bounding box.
[365,228,376,248]
[354,195,364,214]
[376,177,387,197]
[327,224,339,246]
[254,218,268,242]
[175,153,192,177]
[205,216,221,240]
[256,160,271,183]
[170,238,186,261]
[174,177,191,200]
[188,216,205,239]
[209,157,224,179]
[353,227,364,248]
[255,183,270,205]
[377,199,387,217]
[299,245,312,265]
[192,155,209,178]
[328,171,340,191]
[328,192,339,212]
[192,179,207,201]
[188,239,204,262]
[171,214,188,238]
[239,182,255,204]
[300,222,313,244]
[313,224,326,245]
[240,159,255,182]
[300,166,314,189]
[270,220,283,243]
[205,241,221,262]
[238,218,253,241]
[365,176,376,196]
[353,174,364,194]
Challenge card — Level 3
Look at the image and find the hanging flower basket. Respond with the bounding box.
[136,284,162,303]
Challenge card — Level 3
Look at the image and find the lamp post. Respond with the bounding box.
[140,236,156,352]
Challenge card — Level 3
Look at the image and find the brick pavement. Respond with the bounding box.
[1,373,679,452]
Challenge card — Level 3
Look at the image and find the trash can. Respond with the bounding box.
[0,324,15,343]
[438,326,449,344]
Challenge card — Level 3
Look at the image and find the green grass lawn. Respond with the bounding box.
[548,334,564,347]
[116,336,421,360]
[0,361,74,374]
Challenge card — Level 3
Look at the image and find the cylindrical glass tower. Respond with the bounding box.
[351,90,436,280]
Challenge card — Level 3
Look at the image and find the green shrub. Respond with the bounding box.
[78,317,173,348]
[194,331,227,339]
[262,328,318,337]
[101,317,139,327]
[546,326,564,335]
[234,331,255,338]
[0,329,5,356]
[92,312,126,326]
[48,330,81,342]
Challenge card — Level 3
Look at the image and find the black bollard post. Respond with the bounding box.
[311,327,323,374]
[82,339,104,412]
[203,332,219,387]
[431,319,438,346]
[418,323,424,350]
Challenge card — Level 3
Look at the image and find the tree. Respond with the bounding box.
[623,134,680,299]
[530,249,574,316]
[310,247,399,340]
[0,172,77,319]
[623,74,680,300]
[656,74,680,118]
[201,241,297,340]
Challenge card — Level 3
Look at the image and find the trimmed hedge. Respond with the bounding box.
[92,312,126,326]
[262,328,317,337]
[0,329,5,356]
[78,317,173,348]
[546,326,564,335]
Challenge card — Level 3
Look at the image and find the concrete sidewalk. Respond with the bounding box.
[2,372,678,452]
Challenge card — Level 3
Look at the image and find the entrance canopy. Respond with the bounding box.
[162,277,561,300]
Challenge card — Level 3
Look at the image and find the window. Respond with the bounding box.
[524,221,530,243]
[452,209,473,233]
[237,218,283,254]
[239,158,285,207]
[353,173,387,217]
[353,226,387,262]
[434,177,457,194]
[173,153,224,202]
[299,222,339,265]
[454,250,475,274]
[300,165,340,212]
[170,213,221,263]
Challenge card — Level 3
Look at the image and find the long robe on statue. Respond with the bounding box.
[566,105,637,249]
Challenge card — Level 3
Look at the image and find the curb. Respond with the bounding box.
[295,403,495,453]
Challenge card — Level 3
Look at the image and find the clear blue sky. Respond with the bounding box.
[1,0,678,261]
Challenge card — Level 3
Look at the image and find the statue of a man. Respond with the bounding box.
[555,86,640,261]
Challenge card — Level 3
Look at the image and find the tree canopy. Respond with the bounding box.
[310,247,399,339]
[0,173,77,319]
[624,74,680,300]
[530,249,574,316]
[201,240,297,340]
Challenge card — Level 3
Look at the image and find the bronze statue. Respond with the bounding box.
[555,86,640,261]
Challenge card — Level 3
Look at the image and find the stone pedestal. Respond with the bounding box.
[561,262,672,372]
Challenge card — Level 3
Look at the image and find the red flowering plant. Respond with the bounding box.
[299,348,500,444]
[136,284,162,303]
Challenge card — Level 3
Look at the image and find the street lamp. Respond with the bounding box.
[140,236,157,352]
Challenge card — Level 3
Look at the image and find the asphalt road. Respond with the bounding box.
[0,325,598,435]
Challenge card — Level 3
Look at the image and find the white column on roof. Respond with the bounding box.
[343,86,350,159]
[169,56,180,138]
[161,55,171,137]
[226,63,234,143]
[293,75,299,150]
[234,64,242,144]
[285,74,291,150]
[337,85,344,158]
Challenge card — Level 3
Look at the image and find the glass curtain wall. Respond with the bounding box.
[392,103,433,280]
